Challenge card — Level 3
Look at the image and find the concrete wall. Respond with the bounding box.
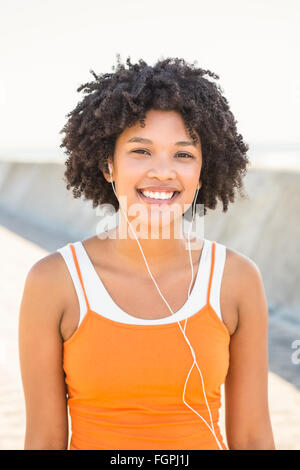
[0,160,104,245]
[204,168,300,324]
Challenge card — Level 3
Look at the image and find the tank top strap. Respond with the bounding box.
[206,240,216,307]
[68,243,91,312]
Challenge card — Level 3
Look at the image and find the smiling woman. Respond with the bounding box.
[100,106,204,239]
[18,54,275,451]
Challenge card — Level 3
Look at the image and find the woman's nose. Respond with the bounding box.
[147,158,177,180]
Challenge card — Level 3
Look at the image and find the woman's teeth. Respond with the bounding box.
[140,190,174,200]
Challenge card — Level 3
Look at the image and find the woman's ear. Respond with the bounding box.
[102,158,113,182]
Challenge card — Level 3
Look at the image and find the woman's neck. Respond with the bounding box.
[104,224,202,277]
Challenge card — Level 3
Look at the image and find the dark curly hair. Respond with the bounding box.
[59,54,249,215]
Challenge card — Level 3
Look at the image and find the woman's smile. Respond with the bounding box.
[136,188,181,205]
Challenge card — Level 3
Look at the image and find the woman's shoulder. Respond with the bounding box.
[219,242,266,318]
[27,246,71,284]
[24,248,74,321]
[221,243,262,279]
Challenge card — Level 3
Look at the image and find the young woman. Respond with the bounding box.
[18,56,275,450]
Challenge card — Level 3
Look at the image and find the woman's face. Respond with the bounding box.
[103,108,202,236]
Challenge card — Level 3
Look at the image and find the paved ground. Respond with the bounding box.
[1,220,300,450]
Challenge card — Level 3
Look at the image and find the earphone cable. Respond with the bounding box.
[108,168,223,450]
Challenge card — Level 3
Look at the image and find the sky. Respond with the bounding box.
[0,0,299,154]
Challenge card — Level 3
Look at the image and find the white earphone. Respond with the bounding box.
[107,161,222,449]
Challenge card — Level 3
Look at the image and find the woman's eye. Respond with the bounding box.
[176,152,194,159]
[132,149,150,155]
[132,149,193,159]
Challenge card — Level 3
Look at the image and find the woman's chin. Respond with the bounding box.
[136,218,185,239]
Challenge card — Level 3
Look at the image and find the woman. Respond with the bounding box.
[19,56,275,450]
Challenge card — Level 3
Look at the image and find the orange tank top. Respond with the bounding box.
[63,241,230,450]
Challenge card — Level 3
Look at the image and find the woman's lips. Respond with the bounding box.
[136,189,180,205]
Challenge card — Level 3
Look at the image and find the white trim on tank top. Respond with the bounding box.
[56,238,226,327]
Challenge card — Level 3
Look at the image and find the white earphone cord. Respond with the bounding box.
[108,166,223,450]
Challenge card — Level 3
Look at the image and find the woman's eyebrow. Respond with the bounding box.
[127,136,197,147]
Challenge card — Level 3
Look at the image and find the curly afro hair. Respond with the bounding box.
[59,54,249,215]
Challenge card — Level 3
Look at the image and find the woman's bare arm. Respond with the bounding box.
[19,254,69,450]
[225,253,275,450]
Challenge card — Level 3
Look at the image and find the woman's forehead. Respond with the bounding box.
[117,109,201,147]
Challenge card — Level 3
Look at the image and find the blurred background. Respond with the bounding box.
[0,0,299,450]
